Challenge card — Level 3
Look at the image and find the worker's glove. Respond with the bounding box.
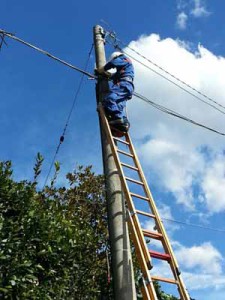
[95,67,111,78]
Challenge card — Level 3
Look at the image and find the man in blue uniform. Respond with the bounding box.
[97,51,134,132]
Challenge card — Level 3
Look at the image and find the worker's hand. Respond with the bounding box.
[95,67,111,78]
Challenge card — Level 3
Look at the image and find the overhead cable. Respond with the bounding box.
[2,28,225,137]
[134,91,225,136]
[104,29,225,115]
[0,32,8,50]
[125,49,225,115]
[43,44,94,187]
[162,217,225,233]
[0,29,96,79]
[3,25,225,233]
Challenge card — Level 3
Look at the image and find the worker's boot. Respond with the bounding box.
[109,116,130,133]
[119,117,130,132]
[109,118,124,126]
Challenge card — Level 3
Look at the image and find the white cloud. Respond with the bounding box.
[191,0,211,18]
[175,0,211,30]
[176,12,188,30]
[138,187,225,291]
[143,204,180,240]
[150,240,225,290]
[183,271,225,290]
[151,263,225,291]
[202,155,225,213]
[158,204,181,234]
[125,33,225,214]
[158,203,174,220]
[176,241,225,290]
[138,139,204,209]
[176,0,187,11]
[124,33,225,295]
[175,242,223,274]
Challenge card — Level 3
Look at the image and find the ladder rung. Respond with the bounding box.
[121,162,139,171]
[130,192,149,201]
[125,177,144,185]
[113,137,130,145]
[149,250,171,261]
[151,276,177,285]
[142,229,163,240]
[136,210,156,218]
[117,149,134,157]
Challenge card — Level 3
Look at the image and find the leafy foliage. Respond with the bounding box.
[0,157,180,299]
[0,159,109,299]
[154,281,179,300]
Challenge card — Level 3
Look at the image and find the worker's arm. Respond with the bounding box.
[96,56,128,77]
[95,66,111,78]
[104,56,127,71]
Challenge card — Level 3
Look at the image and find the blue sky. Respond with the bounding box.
[1,0,225,299]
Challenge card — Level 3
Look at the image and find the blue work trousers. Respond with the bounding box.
[103,81,134,119]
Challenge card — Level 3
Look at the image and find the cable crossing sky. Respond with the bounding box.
[1,28,225,138]
[0,29,96,79]
[103,28,225,115]
[134,91,225,136]
[1,27,225,234]
[43,44,94,187]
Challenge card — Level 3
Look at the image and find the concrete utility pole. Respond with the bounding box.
[93,25,136,300]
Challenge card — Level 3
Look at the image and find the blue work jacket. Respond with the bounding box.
[104,54,134,84]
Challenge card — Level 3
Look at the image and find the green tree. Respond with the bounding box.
[0,159,110,299]
[154,281,179,300]
[0,157,180,299]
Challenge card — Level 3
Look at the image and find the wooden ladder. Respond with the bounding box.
[99,105,190,300]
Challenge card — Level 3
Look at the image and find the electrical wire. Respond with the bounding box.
[0,29,96,79]
[43,44,94,187]
[0,32,8,50]
[126,49,225,115]
[2,26,225,233]
[104,29,225,115]
[134,91,225,136]
[2,27,225,137]
[162,217,225,233]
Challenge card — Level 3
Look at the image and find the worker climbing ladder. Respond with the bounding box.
[98,105,190,300]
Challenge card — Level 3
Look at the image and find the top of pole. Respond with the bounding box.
[93,25,106,69]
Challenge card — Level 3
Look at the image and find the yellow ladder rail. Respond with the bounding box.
[98,105,190,300]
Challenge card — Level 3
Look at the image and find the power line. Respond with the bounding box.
[0,32,8,50]
[104,29,225,115]
[0,29,96,186]
[134,91,225,136]
[162,217,225,233]
[0,29,96,79]
[2,26,225,232]
[126,49,225,116]
[2,28,225,137]
[43,44,94,187]
[100,25,225,234]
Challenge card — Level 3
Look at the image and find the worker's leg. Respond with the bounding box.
[103,83,124,119]
[113,82,133,131]
[104,82,132,120]
[105,93,130,133]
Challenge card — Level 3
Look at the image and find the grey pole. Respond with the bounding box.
[93,25,136,300]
